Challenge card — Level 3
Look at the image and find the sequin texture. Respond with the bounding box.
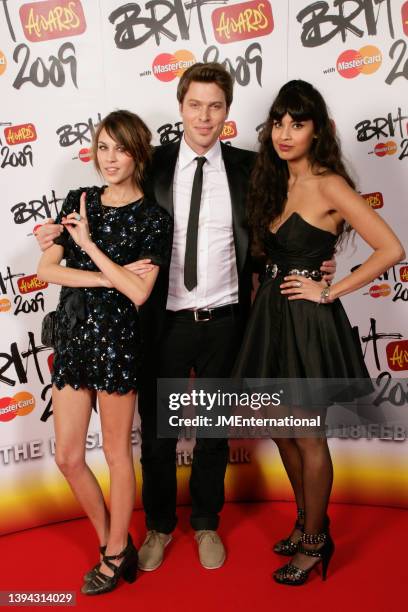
[52,186,172,394]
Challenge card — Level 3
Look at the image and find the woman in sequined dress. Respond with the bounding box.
[233,81,404,585]
[37,110,172,595]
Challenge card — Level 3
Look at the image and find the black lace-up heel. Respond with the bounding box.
[81,535,138,595]
[83,545,107,582]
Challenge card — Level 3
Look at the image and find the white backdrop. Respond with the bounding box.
[0,0,407,535]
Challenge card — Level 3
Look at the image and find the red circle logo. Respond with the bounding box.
[337,49,362,78]
[0,397,15,422]
[374,143,388,157]
[79,148,91,163]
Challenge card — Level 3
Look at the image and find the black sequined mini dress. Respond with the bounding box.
[52,186,172,394]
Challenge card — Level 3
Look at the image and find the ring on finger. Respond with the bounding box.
[296,280,302,288]
[74,213,81,221]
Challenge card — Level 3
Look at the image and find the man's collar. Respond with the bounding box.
[178,136,222,170]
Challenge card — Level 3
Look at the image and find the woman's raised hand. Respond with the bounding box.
[62,192,93,250]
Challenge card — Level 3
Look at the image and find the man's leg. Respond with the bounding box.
[138,314,199,569]
[190,312,245,567]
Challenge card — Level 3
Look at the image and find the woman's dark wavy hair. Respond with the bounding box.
[248,79,355,258]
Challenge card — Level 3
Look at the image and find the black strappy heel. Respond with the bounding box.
[81,535,138,595]
[273,531,335,586]
[273,507,305,556]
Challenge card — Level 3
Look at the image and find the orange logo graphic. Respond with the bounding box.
[5,123,37,146]
[0,50,6,76]
[386,340,408,371]
[152,50,196,82]
[0,298,11,312]
[373,141,397,157]
[402,2,408,36]
[369,284,391,298]
[337,45,382,79]
[362,192,383,209]
[20,0,86,42]
[0,392,36,422]
[220,121,238,140]
[212,0,274,44]
[18,274,48,294]
[400,266,408,282]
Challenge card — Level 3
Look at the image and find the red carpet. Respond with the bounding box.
[1,502,406,612]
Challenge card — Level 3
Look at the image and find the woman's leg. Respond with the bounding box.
[286,436,333,572]
[53,385,110,547]
[295,436,333,533]
[273,438,305,512]
[98,390,137,575]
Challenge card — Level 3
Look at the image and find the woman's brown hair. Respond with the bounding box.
[92,110,152,188]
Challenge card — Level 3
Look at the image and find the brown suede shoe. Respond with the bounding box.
[195,530,226,569]
[138,531,172,571]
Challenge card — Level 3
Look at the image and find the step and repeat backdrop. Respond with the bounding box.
[0,0,407,535]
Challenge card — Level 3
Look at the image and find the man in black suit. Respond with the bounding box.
[137,63,256,571]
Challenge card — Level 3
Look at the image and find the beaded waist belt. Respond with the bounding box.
[265,263,323,281]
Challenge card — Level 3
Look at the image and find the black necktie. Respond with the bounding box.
[184,156,207,291]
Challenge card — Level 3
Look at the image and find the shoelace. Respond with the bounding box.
[196,531,219,544]
[145,530,161,547]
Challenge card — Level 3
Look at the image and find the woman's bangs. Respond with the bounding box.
[271,90,314,123]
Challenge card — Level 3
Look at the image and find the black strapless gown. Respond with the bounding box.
[233,213,370,381]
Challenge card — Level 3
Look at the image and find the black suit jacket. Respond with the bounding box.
[140,141,256,348]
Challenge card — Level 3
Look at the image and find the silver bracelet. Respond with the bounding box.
[320,286,331,304]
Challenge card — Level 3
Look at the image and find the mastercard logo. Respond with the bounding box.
[373,141,397,157]
[220,121,238,140]
[0,50,6,76]
[0,391,36,422]
[369,284,391,298]
[79,147,91,162]
[0,298,11,312]
[400,266,408,282]
[152,50,196,82]
[362,192,383,209]
[337,45,382,79]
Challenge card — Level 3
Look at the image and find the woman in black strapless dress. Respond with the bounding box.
[37,111,172,595]
[233,81,404,585]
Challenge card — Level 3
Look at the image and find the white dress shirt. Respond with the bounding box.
[166,138,239,311]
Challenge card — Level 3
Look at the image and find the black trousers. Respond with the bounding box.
[138,309,245,533]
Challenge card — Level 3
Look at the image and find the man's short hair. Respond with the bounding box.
[177,62,233,109]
